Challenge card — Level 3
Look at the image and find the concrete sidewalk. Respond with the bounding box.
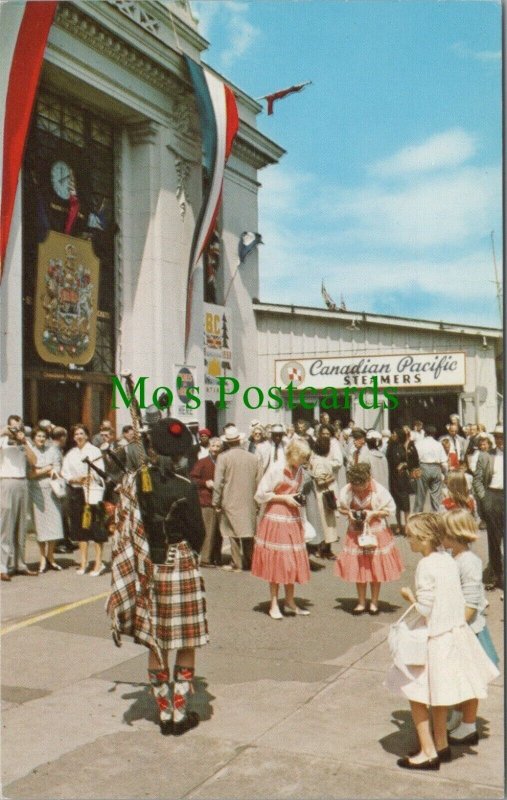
[1,533,504,799]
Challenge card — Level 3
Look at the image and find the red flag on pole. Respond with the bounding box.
[260,81,312,115]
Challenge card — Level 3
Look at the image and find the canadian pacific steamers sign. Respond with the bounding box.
[275,352,466,390]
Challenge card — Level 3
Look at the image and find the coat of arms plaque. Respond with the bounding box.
[34,232,100,365]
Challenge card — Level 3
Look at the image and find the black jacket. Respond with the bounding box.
[137,464,206,562]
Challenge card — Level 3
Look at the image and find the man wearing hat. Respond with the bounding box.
[108,418,208,735]
[347,428,371,468]
[473,424,504,590]
[197,428,212,460]
[212,426,263,571]
[269,423,286,465]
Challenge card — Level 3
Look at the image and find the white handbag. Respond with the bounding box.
[303,517,318,543]
[388,603,428,671]
[357,521,377,550]
[50,476,67,499]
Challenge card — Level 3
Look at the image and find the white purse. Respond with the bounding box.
[303,517,318,543]
[388,603,428,671]
[357,521,377,550]
[50,476,67,499]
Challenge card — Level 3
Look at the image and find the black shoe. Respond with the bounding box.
[448,730,479,746]
[397,756,440,771]
[160,720,173,736]
[408,746,451,762]
[172,712,199,736]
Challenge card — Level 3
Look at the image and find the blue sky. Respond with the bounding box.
[192,0,502,327]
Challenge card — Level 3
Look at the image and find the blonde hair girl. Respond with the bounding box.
[440,509,499,743]
[386,513,499,770]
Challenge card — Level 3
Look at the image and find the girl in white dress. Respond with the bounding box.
[387,513,499,771]
[441,508,500,745]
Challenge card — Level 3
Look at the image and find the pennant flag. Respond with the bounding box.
[64,171,80,235]
[224,231,264,304]
[184,55,239,360]
[238,231,263,263]
[321,280,337,311]
[0,1,57,280]
[260,81,312,116]
[87,199,107,232]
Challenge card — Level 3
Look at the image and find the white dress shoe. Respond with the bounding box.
[268,606,283,620]
[285,606,310,616]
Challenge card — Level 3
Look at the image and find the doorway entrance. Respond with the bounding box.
[24,375,113,434]
[389,392,459,438]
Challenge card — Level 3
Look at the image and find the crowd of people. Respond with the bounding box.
[0,407,503,760]
[0,410,503,593]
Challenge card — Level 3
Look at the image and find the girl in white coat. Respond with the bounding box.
[388,513,499,771]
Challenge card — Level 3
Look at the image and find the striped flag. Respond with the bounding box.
[0,1,57,280]
[184,56,239,360]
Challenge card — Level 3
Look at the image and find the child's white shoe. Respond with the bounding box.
[446,710,463,732]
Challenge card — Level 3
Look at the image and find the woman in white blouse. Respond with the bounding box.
[62,424,106,576]
[251,438,311,619]
[388,513,499,771]
[28,426,64,572]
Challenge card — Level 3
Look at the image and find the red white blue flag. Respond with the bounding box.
[0,1,57,280]
[184,56,239,360]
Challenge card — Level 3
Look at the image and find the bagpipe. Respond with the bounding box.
[80,371,155,531]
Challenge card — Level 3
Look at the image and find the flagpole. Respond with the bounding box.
[224,261,241,305]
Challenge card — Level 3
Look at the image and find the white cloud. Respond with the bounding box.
[193,1,260,67]
[191,2,220,39]
[220,3,260,67]
[259,165,317,216]
[451,41,501,63]
[256,161,501,326]
[370,129,477,177]
[328,164,501,248]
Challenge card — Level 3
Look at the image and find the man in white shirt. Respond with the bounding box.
[411,420,425,442]
[472,425,504,590]
[0,415,37,580]
[347,428,371,467]
[413,425,448,512]
[269,423,286,464]
[440,421,465,464]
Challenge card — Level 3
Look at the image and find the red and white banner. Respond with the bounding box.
[184,56,239,360]
[0,1,57,280]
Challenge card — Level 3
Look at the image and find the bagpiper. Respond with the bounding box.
[107,417,208,735]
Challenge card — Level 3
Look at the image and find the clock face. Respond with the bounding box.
[50,161,73,200]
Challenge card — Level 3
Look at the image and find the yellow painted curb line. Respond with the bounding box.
[0,591,109,636]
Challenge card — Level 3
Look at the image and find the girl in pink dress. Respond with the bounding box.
[335,462,404,614]
[251,438,312,619]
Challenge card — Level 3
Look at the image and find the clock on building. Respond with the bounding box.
[50,160,74,200]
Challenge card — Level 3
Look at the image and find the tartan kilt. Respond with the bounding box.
[150,542,209,651]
